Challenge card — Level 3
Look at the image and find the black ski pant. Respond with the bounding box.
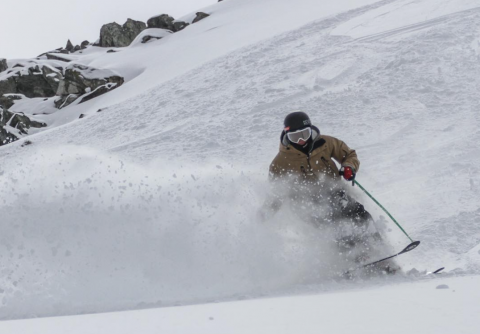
[330,190,373,226]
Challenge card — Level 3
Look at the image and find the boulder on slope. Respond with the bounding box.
[99,19,147,47]
[80,40,90,49]
[55,64,124,109]
[0,104,46,146]
[0,64,60,98]
[147,14,175,30]
[192,12,210,24]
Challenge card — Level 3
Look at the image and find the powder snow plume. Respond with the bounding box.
[0,145,347,320]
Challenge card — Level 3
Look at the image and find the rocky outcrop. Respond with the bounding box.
[78,83,119,104]
[0,105,46,146]
[99,19,147,47]
[0,59,7,73]
[173,21,189,32]
[54,64,124,109]
[147,14,189,32]
[41,66,63,93]
[193,12,210,24]
[0,65,61,99]
[147,14,175,30]
[0,94,23,110]
[95,11,212,48]
[16,70,57,98]
[66,40,74,52]
[54,94,79,109]
[81,40,90,49]
[0,77,16,96]
[46,53,72,62]
[1,8,215,147]
[131,29,173,45]
[57,64,123,95]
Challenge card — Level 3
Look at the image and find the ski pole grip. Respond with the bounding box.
[339,169,355,186]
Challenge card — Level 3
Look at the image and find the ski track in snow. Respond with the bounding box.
[1,0,480,322]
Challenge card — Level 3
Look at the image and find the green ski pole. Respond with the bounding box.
[354,180,414,243]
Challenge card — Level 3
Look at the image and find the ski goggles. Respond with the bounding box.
[286,127,312,144]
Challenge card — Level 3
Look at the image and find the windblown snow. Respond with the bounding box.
[1,0,480,333]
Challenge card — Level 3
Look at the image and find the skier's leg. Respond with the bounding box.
[330,191,401,274]
[344,198,401,274]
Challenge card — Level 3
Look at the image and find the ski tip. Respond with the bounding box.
[433,267,445,274]
[403,240,421,253]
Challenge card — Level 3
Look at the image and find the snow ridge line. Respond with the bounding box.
[351,6,480,42]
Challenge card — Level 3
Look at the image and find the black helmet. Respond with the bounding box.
[284,111,311,132]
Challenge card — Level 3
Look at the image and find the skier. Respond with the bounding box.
[260,111,397,274]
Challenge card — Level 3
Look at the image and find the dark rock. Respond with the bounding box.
[0,59,7,73]
[147,14,175,30]
[0,126,17,145]
[38,48,69,56]
[46,53,72,62]
[99,19,146,47]
[142,35,160,43]
[74,45,81,52]
[99,23,124,47]
[124,18,146,35]
[134,29,173,44]
[0,94,23,110]
[0,63,63,99]
[55,64,124,109]
[0,107,46,146]
[81,40,90,49]
[0,77,17,96]
[14,65,59,98]
[173,21,189,32]
[78,83,118,104]
[57,64,111,95]
[107,49,117,53]
[14,70,57,98]
[41,66,63,93]
[11,111,47,131]
[66,40,74,52]
[192,12,210,24]
[54,94,79,109]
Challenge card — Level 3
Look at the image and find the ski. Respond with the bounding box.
[427,267,445,275]
[342,241,421,278]
[363,240,421,268]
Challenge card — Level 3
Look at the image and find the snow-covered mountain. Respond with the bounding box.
[1,0,480,332]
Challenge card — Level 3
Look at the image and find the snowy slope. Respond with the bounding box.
[20,0,382,128]
[1,0,480,331]
[1,275,479,334]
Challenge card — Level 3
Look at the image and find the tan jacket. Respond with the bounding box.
[269,127,359,183]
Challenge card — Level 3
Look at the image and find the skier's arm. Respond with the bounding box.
[328,136,360,172]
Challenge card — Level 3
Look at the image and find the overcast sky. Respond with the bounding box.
[0,0,215,60]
